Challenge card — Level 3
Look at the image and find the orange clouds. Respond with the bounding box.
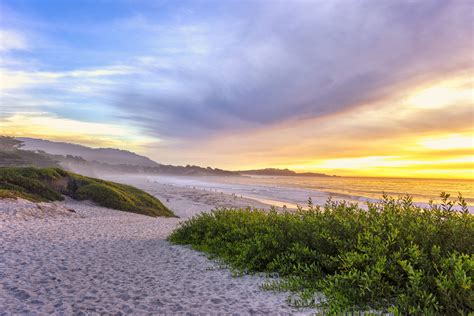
[144,72,473,179]
[2,71,472,180]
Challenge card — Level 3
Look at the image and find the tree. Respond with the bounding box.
[0,136,24,151]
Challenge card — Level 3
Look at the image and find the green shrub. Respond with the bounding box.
[169,195,473,314]
[0,167,65,201]
[76,183,131,209]
[0,167,175,217]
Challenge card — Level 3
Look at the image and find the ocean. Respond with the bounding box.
[148,175,474,211]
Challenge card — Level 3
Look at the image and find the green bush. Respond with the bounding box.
[0,167,65,201]
[0,167,175,217]
[169,195,473,314]
[76,183,132,209]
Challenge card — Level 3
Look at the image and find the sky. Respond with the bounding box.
[0,0,473,179]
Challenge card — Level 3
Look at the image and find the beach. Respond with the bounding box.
[2,173,471,314]
[0,182,312,314]
[106,174,474,212]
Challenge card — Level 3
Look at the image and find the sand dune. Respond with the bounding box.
[0,185,313,314]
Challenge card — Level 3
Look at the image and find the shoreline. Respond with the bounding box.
[103,173,474,213]
[101,174,277,217]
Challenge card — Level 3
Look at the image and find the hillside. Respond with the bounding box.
[18,137,159,167]
[0,136,60,168]
[15,137,237,176]
[239,168,332,177]
[0,167,175,217]
[7,137,331,178]
[0,149,59,168]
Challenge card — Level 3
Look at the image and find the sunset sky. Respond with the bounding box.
[0,0,473,179]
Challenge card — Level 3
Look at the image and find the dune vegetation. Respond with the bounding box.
[0,167,175,217]
[169,194,473,314]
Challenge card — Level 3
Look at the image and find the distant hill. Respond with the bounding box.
[8,137,333,178]
[13,137,236,177]
[18,137,159,167]
[0,136,60,168]
[239,168,332,177]
[54,157,237,177]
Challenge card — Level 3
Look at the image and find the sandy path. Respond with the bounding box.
[0,195,313,314]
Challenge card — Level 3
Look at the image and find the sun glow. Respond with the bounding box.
[2,69,472,179]
[284,130,474,179]
[419,134,473,150]
[406,76,473,109]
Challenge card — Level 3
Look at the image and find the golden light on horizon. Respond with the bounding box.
[287,157,473,179]
[284,129,474,179]
[276,73,474,179]
[1,71,472,180]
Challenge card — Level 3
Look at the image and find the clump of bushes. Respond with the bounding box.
[0,167,65,202]
[169,194,473,314]
[0,167,175,217]
[0,136,60,167]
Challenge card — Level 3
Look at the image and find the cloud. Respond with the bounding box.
[3,1,472,141]
[0,112,156,151]
[0,29,27,51]
[112,0,472,139]
[141,70,473,171]
[2,0,472,177]
[0,65,137,93]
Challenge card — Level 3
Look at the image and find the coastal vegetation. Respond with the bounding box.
[0,167,175,217]
[169,194,473,314]
[0,136,60,168]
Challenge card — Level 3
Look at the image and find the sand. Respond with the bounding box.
[0,180,315,314]
[0,198,83,224]
[104,175,274,218]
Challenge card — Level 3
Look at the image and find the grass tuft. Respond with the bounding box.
[0,167,175,217]
[168,195,473,314]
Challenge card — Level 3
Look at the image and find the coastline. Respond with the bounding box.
[104,174,474,213]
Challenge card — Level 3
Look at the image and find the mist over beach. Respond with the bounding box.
[141,174,474,209]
